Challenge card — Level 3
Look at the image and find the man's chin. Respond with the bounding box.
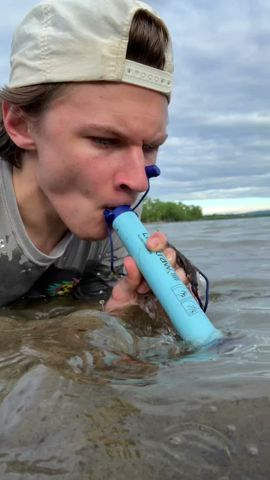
[74,224,109,241]
[65,209,110,241]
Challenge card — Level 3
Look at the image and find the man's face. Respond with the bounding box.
[27,82,168,240]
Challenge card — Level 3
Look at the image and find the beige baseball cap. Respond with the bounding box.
[9,0,173,98]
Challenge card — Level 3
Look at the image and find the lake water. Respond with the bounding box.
[0,216,269,479]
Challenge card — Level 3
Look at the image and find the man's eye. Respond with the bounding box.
[143,143,159,153]
[93,137,115,147]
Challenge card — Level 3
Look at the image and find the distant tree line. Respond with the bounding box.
[141,198,203,222]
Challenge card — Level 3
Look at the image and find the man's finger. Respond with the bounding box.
[146,231,167,251]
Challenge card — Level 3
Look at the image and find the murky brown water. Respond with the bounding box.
[0,217,269,479]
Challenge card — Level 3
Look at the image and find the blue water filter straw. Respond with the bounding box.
[104,205,223,348]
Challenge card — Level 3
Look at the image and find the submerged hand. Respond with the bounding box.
[104,231,190,313]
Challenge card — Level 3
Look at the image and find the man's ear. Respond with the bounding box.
[2,101,36,150]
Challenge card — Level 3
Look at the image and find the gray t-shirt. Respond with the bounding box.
[0,161,127,306]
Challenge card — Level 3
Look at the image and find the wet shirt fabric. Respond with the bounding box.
[0,160,126,306]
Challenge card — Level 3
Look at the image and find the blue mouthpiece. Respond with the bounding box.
[104,205,131,227]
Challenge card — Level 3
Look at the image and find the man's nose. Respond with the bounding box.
[114,147,149,193]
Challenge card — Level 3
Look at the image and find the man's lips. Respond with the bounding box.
[103,203,131,211]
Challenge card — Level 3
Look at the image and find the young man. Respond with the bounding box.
[0,0,201,313]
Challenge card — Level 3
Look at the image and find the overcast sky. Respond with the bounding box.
[1,0,269,213]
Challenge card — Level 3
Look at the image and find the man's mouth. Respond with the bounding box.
[103,203,131,211]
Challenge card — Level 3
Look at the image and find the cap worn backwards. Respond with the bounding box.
[9,0,173,99]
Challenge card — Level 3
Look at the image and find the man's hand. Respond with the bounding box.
[104,231,190,313]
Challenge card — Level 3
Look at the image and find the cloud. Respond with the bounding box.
[0,1,39,84]
[147,0,270,206]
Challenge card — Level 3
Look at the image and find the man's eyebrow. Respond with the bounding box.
[147,133,168,145]
[79,124,123,136]
[78,123,168,144]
